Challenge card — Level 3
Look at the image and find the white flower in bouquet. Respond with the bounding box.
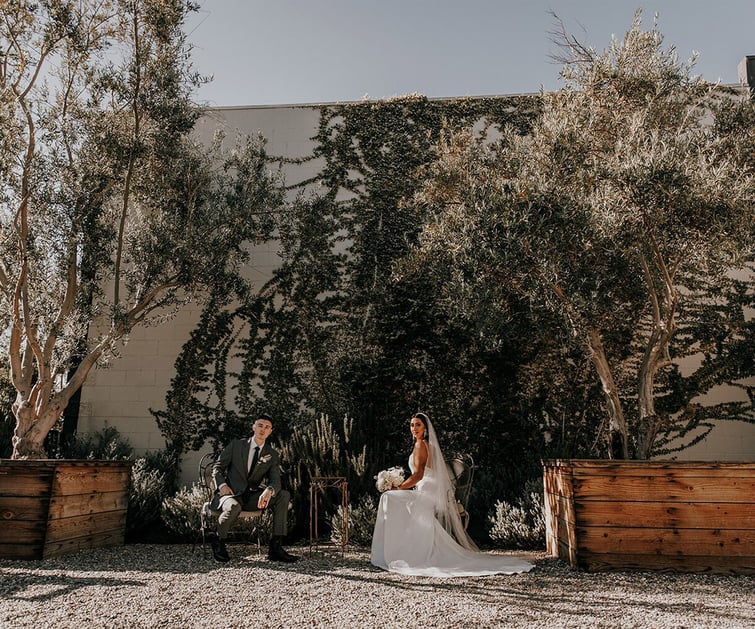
[375,466,405,493]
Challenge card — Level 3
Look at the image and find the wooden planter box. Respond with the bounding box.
[0,460,132,560]
[543,459,755,574]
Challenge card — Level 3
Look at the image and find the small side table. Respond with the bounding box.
[309,476,349,555]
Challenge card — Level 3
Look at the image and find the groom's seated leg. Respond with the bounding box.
[270,489,290,536]
[266,490,298,563]
[213,497,241,562]
[217,496,242,538]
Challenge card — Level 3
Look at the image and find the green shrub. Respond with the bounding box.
[62,425,134,460]
[487,478,545,550]
[126,450,181,541]
[161,483,205,540]
[329,494,377,548]
[278,413,367,540]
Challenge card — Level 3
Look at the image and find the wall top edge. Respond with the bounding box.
[198,83,745,113]
[197,93,539,112]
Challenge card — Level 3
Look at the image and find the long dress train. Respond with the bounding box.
[371,456,534,577]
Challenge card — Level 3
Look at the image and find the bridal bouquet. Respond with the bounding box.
[375,466,405,493]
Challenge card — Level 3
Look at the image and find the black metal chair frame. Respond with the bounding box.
[446,453,475,529]
[194,452,265,557]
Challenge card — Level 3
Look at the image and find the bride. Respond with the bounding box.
[371,412,534,577]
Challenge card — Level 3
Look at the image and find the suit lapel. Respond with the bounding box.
[242,438,252,472]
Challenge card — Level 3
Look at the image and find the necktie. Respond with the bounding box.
[249,445,260,474]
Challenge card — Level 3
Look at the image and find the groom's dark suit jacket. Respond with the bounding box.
[210,437,282,510]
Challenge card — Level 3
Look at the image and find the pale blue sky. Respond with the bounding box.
[185,0,755,107]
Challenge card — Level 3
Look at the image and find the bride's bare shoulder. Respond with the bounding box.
[414,439,430,467]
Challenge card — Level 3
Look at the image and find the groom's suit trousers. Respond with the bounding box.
[216,488,290,540]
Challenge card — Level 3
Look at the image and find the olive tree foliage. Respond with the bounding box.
[0,0,282,458]
[410,12,755,459]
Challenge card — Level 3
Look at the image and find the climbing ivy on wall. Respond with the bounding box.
[152,93,553,502]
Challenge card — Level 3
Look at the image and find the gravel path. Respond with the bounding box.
[1,544,753,628]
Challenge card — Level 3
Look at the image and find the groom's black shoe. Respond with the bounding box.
[268,536,298,563]
[211,537,230,563]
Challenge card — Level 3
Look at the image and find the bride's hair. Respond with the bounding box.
[412,412,430,441]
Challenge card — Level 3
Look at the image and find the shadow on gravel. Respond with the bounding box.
[0,573,145,603]
[0,544,220,577]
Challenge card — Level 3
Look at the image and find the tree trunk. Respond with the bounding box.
[10,339,108,459]
[636,251,678,459]
[587,329,629,459]
[637,348,661,460]
[11,400,61,459]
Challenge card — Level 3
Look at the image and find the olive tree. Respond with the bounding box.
[0,0,282,458]
[411,12,755,459]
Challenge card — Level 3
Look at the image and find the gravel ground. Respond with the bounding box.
[1,544,753,628]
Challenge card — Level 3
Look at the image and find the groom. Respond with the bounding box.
[210,413,298,563]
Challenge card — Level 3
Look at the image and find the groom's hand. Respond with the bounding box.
[258,487,273,509]
[219,484,233,496]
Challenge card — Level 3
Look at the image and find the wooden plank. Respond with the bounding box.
[573,476,755,503]
[552,460,755,474]
[547,493,576,526]
[544,501,557,556]
[579,552,755,574]
[572,467,755,480]
[0,518,47,544]
[554,513,575,554]
[555,536,578,567]
[572,467,755,481]
[0,542,43,560]
[548,511,575,561]
[545,470,575,564]
[0,496,49,522]
[544,465,577,562]
[45,510,127,543]
[544,470,574,499]
[53,465,131,496]
[576,526,755,556]
[43,527,126,559]
[557,511,578,565]
[0,468,54,497]
[575,500,755,529]
[545,524,557,556]
[545,465,569,558]
[48,491,128,519]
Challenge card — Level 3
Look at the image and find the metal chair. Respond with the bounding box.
[196,452,264,557]
[446,453,475,529]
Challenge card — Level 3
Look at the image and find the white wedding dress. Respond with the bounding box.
[371,447,534,578]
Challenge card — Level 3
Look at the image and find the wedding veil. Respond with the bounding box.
[425,417,478,551]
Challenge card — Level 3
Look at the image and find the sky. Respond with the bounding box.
[184,0,755,107]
